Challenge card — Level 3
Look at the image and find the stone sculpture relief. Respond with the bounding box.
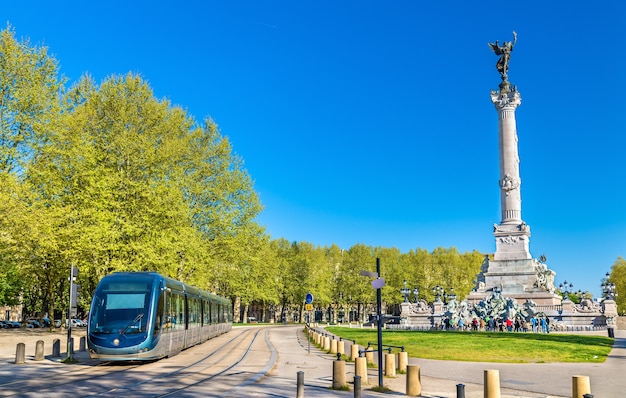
[488,31,517,79]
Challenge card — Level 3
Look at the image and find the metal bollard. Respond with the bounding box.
[583,395,594,398]
[456,383,466,398]
[15,343,25,364]
[35,340,45,361]
[296,370,304,398]
[354,375,362,398]
[80,336,86,351]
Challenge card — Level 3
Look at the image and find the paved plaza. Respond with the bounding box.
[1,326,624,397]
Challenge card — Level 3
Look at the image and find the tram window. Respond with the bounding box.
[202,300,208,326]
[211,301,218,324]
[165,291,185,330]
[188,297,200,328]
[176,293,185,329]
[107,293,145,310]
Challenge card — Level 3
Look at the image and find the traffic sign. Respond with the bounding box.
[305,303,313,311]
[305,293,314,304]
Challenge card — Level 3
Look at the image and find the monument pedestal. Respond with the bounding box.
[468,255,561,306]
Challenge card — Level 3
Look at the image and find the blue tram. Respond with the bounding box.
[87,272,232,361]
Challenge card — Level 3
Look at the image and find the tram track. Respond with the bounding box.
[0,360,138,397]
[0,326,277,397]
[88,326,267,397]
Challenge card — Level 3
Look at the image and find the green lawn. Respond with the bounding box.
[326,327,614,363]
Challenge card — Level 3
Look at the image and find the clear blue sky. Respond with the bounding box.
[4,1,625,297]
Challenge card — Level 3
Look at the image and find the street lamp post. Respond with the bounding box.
[559,280,574,300]
[602,272,617,300]
[401,280,410,303]
[413,287,419,304]
[447,287,457,302]
[359,258,384,389]
[602,272,619,338]
[432,285,444,303]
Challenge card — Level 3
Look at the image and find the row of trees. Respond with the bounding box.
[0,26,623,323]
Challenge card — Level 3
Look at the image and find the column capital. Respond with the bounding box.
[491,88,521,110]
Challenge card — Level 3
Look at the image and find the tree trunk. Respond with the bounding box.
[233,296,241,323]
[242,303,249,323]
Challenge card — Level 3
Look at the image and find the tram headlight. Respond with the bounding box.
[113,338,119,346]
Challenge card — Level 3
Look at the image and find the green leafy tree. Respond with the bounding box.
[0,25,64,174]
[608,256,626,315]
[339,244,377,322]
[0,26,65,317]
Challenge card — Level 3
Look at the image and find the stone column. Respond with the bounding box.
[491,85,522,225]
[491,84,531,262]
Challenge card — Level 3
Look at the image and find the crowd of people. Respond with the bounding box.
[440,315,551,333]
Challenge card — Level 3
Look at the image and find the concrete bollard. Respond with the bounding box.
[330,338,338,354]
[355,357,368,385]
[397,351,408,373]
[365,350,374,365]
[323,336,331,351]
[332,358,347,389]
[79,336,86,351]
[35,340,45,361]
[406,365,421,396]
[15,343,25,364]
[296,370,304,398]
[52,338,60,357]
[337,340,345,356]
[384,352,396,376]
[484,369,501,398]
[572,375,591,398]
[350,344,359,361]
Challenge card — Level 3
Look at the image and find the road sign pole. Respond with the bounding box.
[305,293,314,355]
[308,313,311,354]
[376,257,383,388]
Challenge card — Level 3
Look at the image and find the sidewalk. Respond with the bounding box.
[258,325,626,398]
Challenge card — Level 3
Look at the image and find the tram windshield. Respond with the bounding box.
[89,276,153,334]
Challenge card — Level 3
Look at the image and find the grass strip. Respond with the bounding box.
[326,327,613,363]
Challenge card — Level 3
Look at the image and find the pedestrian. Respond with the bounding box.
[506,318,513,332]
[540,317,547,333]
[531,316,537,333]
[546,317,550,333]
